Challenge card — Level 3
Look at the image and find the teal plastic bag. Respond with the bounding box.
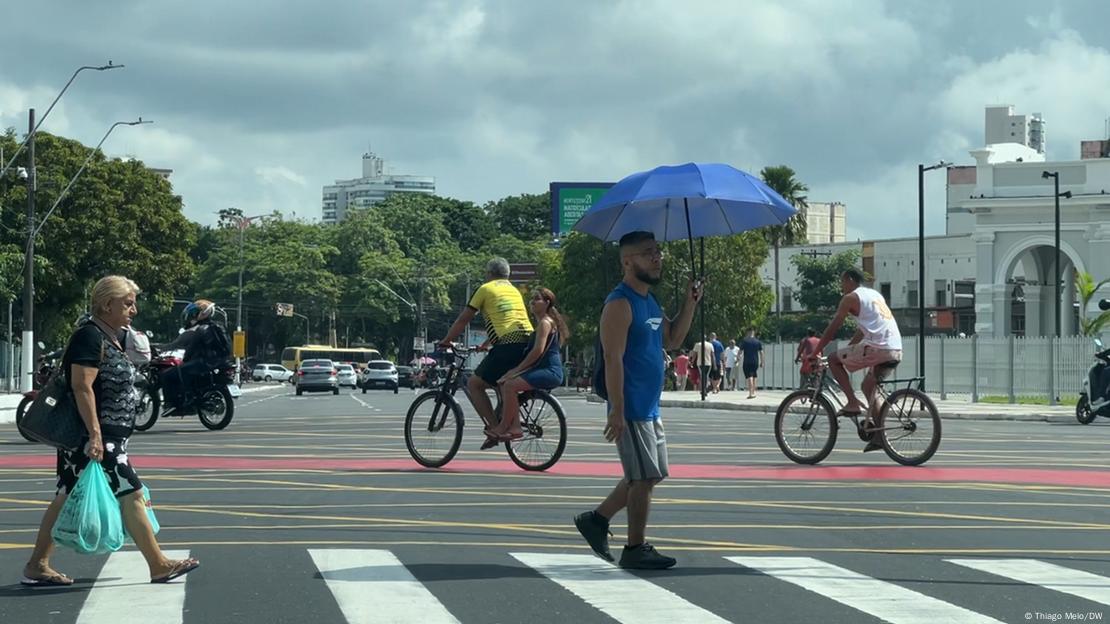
[52,464,125,554]
[122,485,159,539]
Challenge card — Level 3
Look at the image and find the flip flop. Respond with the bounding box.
[21,573,74,587]
[150,559,200,584]
[497,432,524,442]
[835,408,863,418]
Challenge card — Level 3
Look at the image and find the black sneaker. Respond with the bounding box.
[618,542,676,570]
[863,440,883,452]
[574,511,613,562]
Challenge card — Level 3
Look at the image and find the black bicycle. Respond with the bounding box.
[403,346,568,471]
[773,356,941,466]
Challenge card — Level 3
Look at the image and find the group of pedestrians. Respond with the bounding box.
[670,329,763,398]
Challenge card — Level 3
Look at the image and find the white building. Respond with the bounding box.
[322,151,435,224]
[804,201,846,244]
[763,106,1110,338]
[985,105,1046,155]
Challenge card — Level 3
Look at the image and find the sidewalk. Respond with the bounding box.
[586,387,1077,423]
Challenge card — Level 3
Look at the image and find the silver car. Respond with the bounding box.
[336,363,358,388]
[295,359,339,396]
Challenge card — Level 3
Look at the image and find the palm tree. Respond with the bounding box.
[1075,271,1110,337]
[759,165,809,321]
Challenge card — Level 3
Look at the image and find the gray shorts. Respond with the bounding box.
[617,419,668,482]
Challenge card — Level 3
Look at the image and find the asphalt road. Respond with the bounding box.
[0,384,1108,624]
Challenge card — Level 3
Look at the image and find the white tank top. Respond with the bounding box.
[852,287,902,350]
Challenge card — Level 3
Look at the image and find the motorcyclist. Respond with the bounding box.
[159,299,229,414]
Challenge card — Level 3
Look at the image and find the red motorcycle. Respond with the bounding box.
[14,346,63,443]
[133,347,238,432]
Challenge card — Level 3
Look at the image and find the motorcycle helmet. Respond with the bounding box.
[182,299,216,327]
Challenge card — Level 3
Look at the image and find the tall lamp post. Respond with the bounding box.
[22,116,148,392]
[1,62,123,178]
[228,213,268,384]
[917,160,950,388]
[1040,171,1073,338]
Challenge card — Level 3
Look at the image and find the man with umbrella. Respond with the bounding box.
[574,231,702,569]
[569,162,798,567]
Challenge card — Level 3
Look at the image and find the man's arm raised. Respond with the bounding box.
[815,293,856,354]
[663,279,703,350]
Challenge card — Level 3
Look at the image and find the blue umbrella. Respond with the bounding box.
[572,162,797,243]
[573,162,799,401]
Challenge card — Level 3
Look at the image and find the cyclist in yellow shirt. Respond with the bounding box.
[439,258,534,449]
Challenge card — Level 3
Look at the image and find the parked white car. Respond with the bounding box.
[335,363,359,388]
[252,363,293,382]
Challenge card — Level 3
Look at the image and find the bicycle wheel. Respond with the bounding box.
[774,390,838,464]
[404,391,464,468]
[877,388,941,466]
[505,391,567,472]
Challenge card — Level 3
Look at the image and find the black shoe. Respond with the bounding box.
[479,435,500,451]
[618,542,676,569]
[863,440,883,452]
[574,511,614,562]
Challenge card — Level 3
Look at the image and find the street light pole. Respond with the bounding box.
[230,213,267,384]
[21,117,151,392]
[917,160,950,389]
[1,62,123,179]
[21,110,35,392]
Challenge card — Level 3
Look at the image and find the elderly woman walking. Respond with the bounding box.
[21,276,199,586]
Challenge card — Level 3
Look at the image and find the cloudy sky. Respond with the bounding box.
[3,0,1109,240]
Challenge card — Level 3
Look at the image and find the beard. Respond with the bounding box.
[635,269,662,286]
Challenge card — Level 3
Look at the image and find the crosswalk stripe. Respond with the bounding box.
[308,548,460,624]
[511,552,731,624]
[948,559,1110,606]
[76,549,191,624]
[726,556,1004,624]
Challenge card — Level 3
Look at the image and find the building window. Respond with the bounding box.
[907,281,918,308]
[954,281,975,308]
[935,280,947,307]
[782,287,793,312]
[880,283,892,303]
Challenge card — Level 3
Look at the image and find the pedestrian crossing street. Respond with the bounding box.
[15,549,1110,624]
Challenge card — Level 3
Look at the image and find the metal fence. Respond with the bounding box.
[0,341,24,393]
[756,335,1101,404]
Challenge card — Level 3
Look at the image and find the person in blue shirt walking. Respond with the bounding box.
[574,231,702,570]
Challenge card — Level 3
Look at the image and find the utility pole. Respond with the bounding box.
[21,110,35,393]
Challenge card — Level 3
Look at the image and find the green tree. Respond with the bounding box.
[1076,271,1110,337]
[485,192,551,241]
[792,249,862,312]
[1,132,196,345]
[759,165,809,319]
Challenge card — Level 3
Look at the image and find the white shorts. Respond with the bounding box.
[836,343,902,376]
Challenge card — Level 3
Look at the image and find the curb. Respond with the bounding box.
[583,394,1073,423]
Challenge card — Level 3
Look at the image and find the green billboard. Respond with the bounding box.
[550,182,614,236]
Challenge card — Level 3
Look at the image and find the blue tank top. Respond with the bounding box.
[605,282,664,421]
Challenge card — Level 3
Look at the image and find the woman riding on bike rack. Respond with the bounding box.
[486,287,569,443]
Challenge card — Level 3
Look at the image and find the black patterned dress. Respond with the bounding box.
[55,322,143,498]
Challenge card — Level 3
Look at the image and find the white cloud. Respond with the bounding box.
[936,30,1110,161]
[255,165,308,188]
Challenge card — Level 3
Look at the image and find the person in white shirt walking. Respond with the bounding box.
[813,268,903,452]
[723,339,740,391]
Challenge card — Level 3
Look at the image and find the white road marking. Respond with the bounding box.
[77,550,191,624]
[350,394,373,410]
[512,552,731,624]
[948,558,1110,606]
[309,549,459,624]
[726,556,1004,624]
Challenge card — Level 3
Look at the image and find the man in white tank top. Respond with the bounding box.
[813,268,903,451]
